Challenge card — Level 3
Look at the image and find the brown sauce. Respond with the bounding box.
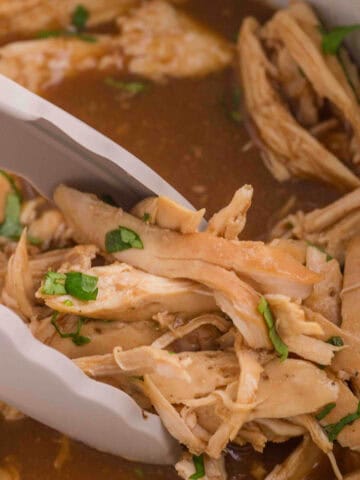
[0,0,356,478]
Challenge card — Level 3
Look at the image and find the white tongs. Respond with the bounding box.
[0,75,185,464]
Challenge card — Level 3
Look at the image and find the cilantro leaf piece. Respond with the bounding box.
[71,5,90,31]
[258,296,288,361]
[323,402,360,442]
[65,272,98,301]
[321,24,360,55]
[0,170,22,200]
[105,226,144,253]
[327,336,344,347]
[306,241,333,261]
[0,192,23,240]
[190,454,205,480]
[104,77,148,94]
[142,212,151,223]
[42,271,98,301]
[42,271,67,295]
[37,30,63,39]
[51,312,91,346]
[316,402,336,421]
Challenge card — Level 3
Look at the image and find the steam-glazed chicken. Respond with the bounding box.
[239,2,360,191]
[1,165,360,479]
[0,1,233,93]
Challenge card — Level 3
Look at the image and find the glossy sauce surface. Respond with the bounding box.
[0,0,354,478]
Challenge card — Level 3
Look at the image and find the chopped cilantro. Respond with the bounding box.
[321,24,360,55]
[42,271,67,295]
[104,77,148,94]
[105,226,144,253]
[258,296,288,361]
[0,170,22,200]
[190,454,205,480]
[306,241,333,262]
[134,467,144,478]
[71,5,89,31]
[327,336,344,347]
[323,402,360,442]
[51,312,91,346]
[37,4,96,42]
[142,212,151,223]
[227,87,242,124]
[42,271,98,301]
[0,192,23,240]
[37,29,96,42]
[316,402,336,421]
[64,272,98,301]
[37,30,62,39]
[28,235,42,246]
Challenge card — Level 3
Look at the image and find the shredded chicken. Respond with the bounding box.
[342,237,360,334]
[2,229,37,322]
[265,435,324,480]
[116,0,233,80]
[207,185,253,240]
[264,2,360,145]
[54,185,319,299]
[271,188,360,263]
[3,177,360,478]
[37,262,217,322]
[0,36,124,93]
[132,196,205,234]
[176,452,227,480]
[0,402,24,421]
[305,246,342,325]
[0,1,233,93]
[0,0,138,38]
[238,2,360,190]
[238,17,360,191]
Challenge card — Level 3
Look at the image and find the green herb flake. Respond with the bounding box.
[323,402,360,442]
[0,192,23,240]
[134,467,144,479]
[0,170,22,200]
[37,5,95,43]
[63,299,74,307]
[321,24,360,55]
[306,241,333,262]
[51,312,91,346]
[190,454,205,480]
[37,29,63,39]
[142,212,151,223]
[316,402,336,421]
[42,271,98,301]
[228,87,243,124]
[101,194,116,206]
[327,336,344,347]
[65,272,98,301]
[104,77,147,94]
[258,296,288,361]
[28,235,42,246]
[105,226,144,253]
[42,271,67,295]
[37,29,96,42]
[71,5,90,31]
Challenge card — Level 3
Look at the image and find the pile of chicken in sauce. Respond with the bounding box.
[1,1,360,480]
